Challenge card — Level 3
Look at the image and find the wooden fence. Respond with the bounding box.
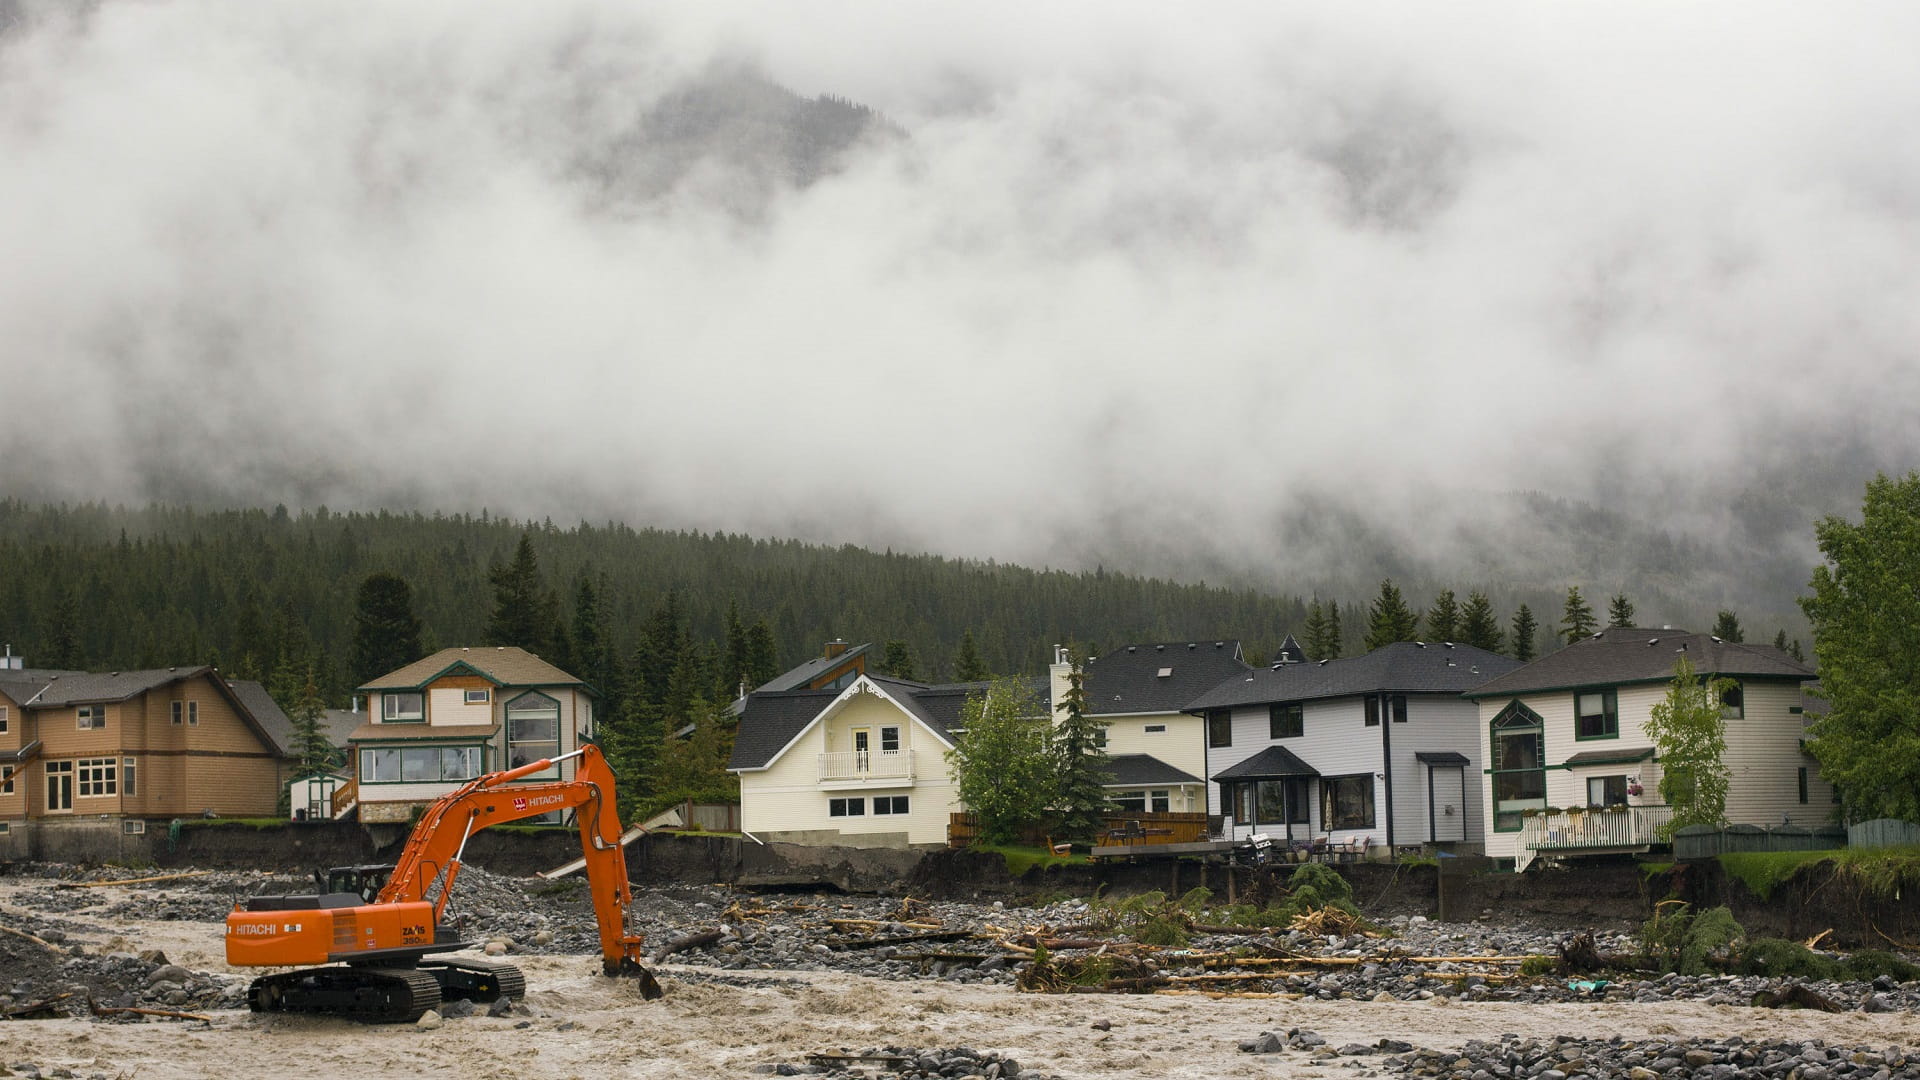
[947,811,1209,849]
[1672,822,1848,860]
[1848,818,1920,850]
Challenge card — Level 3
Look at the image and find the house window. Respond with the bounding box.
[1490,701,1547,832]
[1391,695,1408,723]
[506,692,562,778]
[1321,774,1375,830]
[123,757,137,797]
[1207,711,1232,748]
[187,701,198,726]
[2,764,14,795]
[1232,783,1254,823]
[464,688,492,705]
[1256,778,1309,825]
[880,726,900,753]
[170,701,182,725]
[0,704,8,733]
[1269,703,1304,739]
[1364,697,1380,726]
[828,797,866,817]
[1575,689,1617,739]
[1116,789,1172,814]
[1798,766,1808,804]
[77,758,117,796]
[383,693,424,723]
[1586,775,1627,807]
[77,705,107,730]
[1144,724,1166,733]
[46,760,74,811]
[873,796,910,815]
[1093,725,1108,749]
[1721,682,1744,720]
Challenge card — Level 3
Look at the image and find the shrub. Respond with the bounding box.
[1736,937,1833,979]
[1639,901,1746,975]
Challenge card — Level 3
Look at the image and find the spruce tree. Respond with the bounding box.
[1511,604,1539,662]
[722,600,750,700]
[633,591,686,709]
[1712,610,1744,642]
[351,571,423,685]
[485,532,558,655]
[1426,589,1461,642]
[1363,580,1420,651]
[46,588,80,669]
[745,619,780,688]
[290,663,335,775]
[1302,600,1333,660]
[1324,602,1344,659]
[1560,586,1597,644]
[1459,591,1503,653]
[880,640,918,680]
[951,629,989,681]
[1050,650,1112,842]
[1607,593,1636,628]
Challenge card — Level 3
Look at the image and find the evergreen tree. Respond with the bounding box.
[1712,610,1744,642]
[1363,579,1419,651]
[879,640,918,681]
[1511,604,1539,662]
[633,591,686,709]
[1560,586,1597,644]
[1049,650,1111,842]
[1459,591,1503,653]
[1324,603,1344,659]
[643,699,739,816]
[722,600,750,700]
[290,663,336,776]
[350,571,423,685]
[485,532,558,656]
[1426,589,1461,642]
[1772,629,1806,663]
[951,629,989,681]
[745,619,780,688]
[945,677,1053,845]
[1607,593,1636,628]
[602,692,667,817]
[46,588,80,669]
[1302,600,1333,661]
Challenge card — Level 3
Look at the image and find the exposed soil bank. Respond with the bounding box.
[1662,857,1920,949]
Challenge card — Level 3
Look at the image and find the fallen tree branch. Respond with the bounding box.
[86,993,210,1023]
[0,924,63,951]
[650,928,725,962]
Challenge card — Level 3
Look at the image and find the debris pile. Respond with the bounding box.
[754,1045,1055,1079]
[1370,1034,1920,1079]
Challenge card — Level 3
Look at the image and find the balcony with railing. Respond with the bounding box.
[1518,804,1672,869]
[818,749,916,786]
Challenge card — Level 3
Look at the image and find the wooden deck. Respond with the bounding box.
[1089,838,1239,860]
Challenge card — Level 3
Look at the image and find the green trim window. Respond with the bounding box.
[1721,681,1744,720]
[1586,774,1627,807]
[1491,701,1546,831]
[1255,778,1310,825]
[1574,689,1618,740]
[360,745,485,784]
[507,691,562,778]
[1321,774,1375,830]
[1207,710,1232,748]
[382,692,425,723]
[1269,702,1304,739]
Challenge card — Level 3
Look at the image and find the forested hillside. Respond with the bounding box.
[0,500,1336,704]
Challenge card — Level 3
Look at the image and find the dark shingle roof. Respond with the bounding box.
[0,674,52,707]
[754,643,874,693]
[1084,641,1250,715]
[727,675,1047,772]
[1187,641,1521,711]
[1465,630,1815,698]
[226,679,294,756]
[30,667,211,707]
[1274,634,1308,665]
[1211,745,1320,781]
[1100,753,1201,787]
[1561,746,1656,767]
[1414,750,1470,766]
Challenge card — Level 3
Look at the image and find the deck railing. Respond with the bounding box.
[1523,804,1672,851]
[817,749,916,783]
[329,777,358,819]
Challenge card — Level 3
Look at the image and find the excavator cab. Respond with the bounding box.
[317,864,395,903]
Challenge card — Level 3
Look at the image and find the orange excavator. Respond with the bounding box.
[226,743,663,1022]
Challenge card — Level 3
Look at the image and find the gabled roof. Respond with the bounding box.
[226,679,294,756]
[1187,641,1520,711]
[727,674,1048,772]
[1083,640,1251,715]
[359,647,585,692]
[1211,745,1320,781]
[29,666,213,707]
[753,642,875,693]
[1101,753,1201,787]
[1464,629,1815,699]
[1272,634,1308,665]
[0,674,52,707]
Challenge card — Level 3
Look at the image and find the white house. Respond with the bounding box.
[1462,628,1823,871]
[1186,641,1521,857]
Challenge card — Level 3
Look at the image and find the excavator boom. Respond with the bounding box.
[226,743,661,1021]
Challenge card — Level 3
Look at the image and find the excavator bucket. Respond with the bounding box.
[608,956,664,1000]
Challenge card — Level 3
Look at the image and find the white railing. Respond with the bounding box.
[1523,804,1673,851]
[818,750,915,783]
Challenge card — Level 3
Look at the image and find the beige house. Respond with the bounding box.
[0,665,294,843]
[1464,629,1824,871]
[349,646,597,824]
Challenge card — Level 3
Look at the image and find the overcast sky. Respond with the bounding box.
[3,1,1916,609]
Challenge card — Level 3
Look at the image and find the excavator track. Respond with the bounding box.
[246,965,443,1024]
[420,957,526,1003]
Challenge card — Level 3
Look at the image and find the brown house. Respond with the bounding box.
[0,666,295,837]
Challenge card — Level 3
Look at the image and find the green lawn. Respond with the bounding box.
[1718,846,1920,901]
[974,842,1090,876]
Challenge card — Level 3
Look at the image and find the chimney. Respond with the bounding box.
[824,639,849,659]
[1,644,19,671]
